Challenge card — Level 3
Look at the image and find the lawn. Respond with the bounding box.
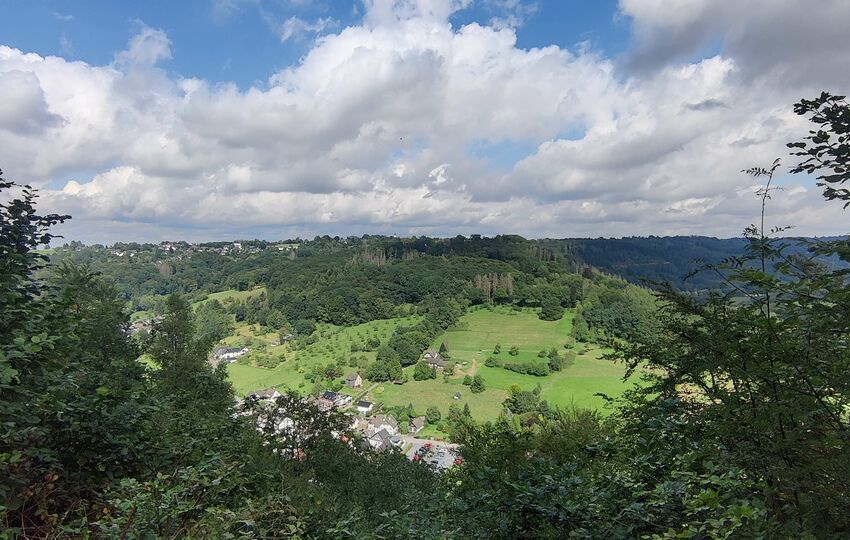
[433,305,574,367]
[195,287,267,306]
[226,315,422,396]
[366,375,508,422]
[429,307,637,414]
[473,348,638,412]
[225,305,640,416]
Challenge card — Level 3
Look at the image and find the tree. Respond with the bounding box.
[493,343,501,354]
[194,299,235,350]
[293,318,316,336]
[787,92,850,205]
[538,296,564,321]
[470,375,485,394]
[508,346,519,356]
[439,341,450,358]
[462,375,472,386]
[617,152,850,531]
[425,406,442,424]
[413,360,437,381]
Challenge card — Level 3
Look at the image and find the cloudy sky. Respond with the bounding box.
[1,0,848,243]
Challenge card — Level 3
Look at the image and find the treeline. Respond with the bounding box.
[52,231,654,343]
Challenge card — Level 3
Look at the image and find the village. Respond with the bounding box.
[242,370,461,470]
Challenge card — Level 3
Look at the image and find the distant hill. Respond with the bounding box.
[565,236,847,291]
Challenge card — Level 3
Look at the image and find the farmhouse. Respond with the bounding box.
[409,416,426,434]
[423,349,447,369]
[212,345,250,362]
[345,372,363,388]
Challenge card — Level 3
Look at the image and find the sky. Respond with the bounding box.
[0,0,848,243]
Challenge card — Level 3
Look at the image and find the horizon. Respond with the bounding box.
[2,0,849,242]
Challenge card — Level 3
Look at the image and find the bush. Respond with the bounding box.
[484,356,499,367]
[462,375,472,386]
[509,346,519,356]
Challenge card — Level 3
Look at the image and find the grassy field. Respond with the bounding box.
[226,315,421,396]
[433,305,574,367]
[196,287,267,305]
[224,304,638,417]
[429,306,637,414]
[472,348,635,411]
[366,373,508,422]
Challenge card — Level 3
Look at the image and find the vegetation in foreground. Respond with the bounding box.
[1,94,849,537]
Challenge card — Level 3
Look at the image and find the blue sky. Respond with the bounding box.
[2,0,630,87]
[0,0,848,243]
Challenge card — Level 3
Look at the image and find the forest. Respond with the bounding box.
[1,93,849,538]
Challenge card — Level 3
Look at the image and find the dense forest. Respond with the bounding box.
[2,93,849,538]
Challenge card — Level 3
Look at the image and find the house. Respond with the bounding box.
[368,429,393,452]
[345,372,363,388]
[409,416,426,434]
[423,349,447,369]
[319,391,353,410]
[453,391,462,400]
[367,414,398,436]
[318,391,337,411]
[356,400,374,414]
[212,345,250,362]
[249,388,281,402]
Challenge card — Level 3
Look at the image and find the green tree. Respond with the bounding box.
[470,375,485,394]
[194,299,235,350]
[425,406,442,424]
[413,360,437,381]
[538,296,564,321]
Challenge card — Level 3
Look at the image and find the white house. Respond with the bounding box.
[356,400,374,414]
[212,346,250,362]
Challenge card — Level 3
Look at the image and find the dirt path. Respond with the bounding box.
[354,382,379,402]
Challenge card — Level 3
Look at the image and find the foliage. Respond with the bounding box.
[413,360,437,381]
[787,92,850,205]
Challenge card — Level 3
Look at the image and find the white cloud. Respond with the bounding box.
[1,2,849,243]
[280,16,337,42]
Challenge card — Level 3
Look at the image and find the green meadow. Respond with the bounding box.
[222,303,637,417]
[226,315,421,396]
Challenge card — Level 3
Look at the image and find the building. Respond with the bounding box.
[356,400,374,414]
[212,345,250,362]
[409,416,426,434]
[249,388,281,402]
[453,391,462,400]
[319,391,353,411]
[423,349,447,369]
[345,372,363,388]
[367,414,398,436]
[368,429,393,452]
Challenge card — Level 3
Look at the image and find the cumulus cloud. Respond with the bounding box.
[0,0,848,243]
